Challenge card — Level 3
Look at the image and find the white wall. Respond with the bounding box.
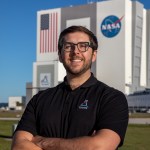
[125,0,132,94]
[32,61,58,96]
[140,9,147,87]
[8,97,25,110]
[36,8,61,62]
[96,0,126,93]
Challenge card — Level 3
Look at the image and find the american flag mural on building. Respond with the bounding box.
[40,12,58,53]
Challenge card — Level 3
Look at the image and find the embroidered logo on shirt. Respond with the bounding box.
[79,100,89,109]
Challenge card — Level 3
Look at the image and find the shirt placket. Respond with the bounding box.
[61,90,73,137]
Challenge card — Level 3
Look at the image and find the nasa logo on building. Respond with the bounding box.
[101,15,124,38]
[40,73,51,87]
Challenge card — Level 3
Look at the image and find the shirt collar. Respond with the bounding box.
[61,73,98,89]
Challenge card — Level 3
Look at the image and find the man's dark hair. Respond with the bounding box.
[58,26,98,53]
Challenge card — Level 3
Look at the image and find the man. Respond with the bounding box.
[11,26,128,150]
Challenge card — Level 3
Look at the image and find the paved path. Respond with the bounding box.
[1,117,150,124]
[129,118,150,124]
[0,117,20,121]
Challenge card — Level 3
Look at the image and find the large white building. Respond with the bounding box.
[8,96,25,110]
[31,0,150,97]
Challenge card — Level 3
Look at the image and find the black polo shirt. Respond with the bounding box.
[16,74,128,146]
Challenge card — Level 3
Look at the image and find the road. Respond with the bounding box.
[1,117,150,124]
[129,118,150,124]
[0,117,20,121]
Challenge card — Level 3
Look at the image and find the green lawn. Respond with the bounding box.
[0,138,12,150]
[129,112,150,118]
[0,120,18,150]
[0,110,23,118]
[0,120,150,150]
[119,124,150,150]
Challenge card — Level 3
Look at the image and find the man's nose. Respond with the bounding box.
[72,45,80,53]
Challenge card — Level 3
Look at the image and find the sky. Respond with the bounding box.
[0,0,150,103]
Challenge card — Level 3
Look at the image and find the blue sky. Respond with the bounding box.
[0,0,150,103]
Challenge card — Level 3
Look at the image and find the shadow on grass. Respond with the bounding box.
[0,134,12,139]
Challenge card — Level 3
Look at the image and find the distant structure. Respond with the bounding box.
[8,96,26,110]
[32,0,150,96]
[127,89,150,112]
[26,82,33,105]
[26,0,150,104]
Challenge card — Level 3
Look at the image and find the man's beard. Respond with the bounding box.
[63,59,92,76]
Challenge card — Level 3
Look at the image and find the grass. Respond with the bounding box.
[0,138,12,150]
[0,111,150,150]
[0,110,23,118]
[0,110,150,118]
[119,124,150,150]
[0,120,18,150]
[0,123,150,150]
[129,112,150,118]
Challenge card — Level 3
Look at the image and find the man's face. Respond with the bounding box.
[59,31,97,76]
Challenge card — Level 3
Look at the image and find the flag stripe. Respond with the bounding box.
[56,13,58,51]
[51,13,53,52]
[53,13,55,52]
[40,12,58,53]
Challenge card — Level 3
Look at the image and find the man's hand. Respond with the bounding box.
[11,131,42,150]
[32,136,61,150]
[12,129,120,150]
[32,129,120,150]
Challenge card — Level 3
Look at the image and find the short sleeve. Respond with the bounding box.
[95,90,129,146]
[14,94,39,136]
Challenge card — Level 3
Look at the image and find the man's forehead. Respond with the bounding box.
[64,32,90,41]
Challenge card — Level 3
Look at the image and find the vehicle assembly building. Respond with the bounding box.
[25,0,150,108]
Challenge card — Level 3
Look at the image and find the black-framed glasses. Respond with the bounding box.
[63,42,92,52]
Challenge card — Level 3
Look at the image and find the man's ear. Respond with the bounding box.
[92,50,97,62]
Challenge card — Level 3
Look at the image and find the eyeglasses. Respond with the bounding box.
[62,42,92,52]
